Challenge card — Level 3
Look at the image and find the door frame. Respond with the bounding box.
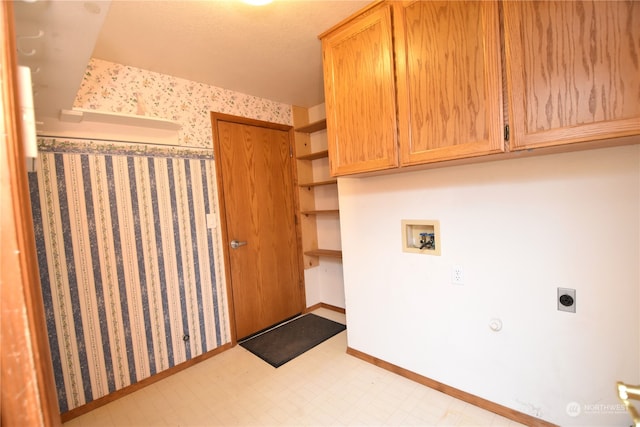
[1,1,61,424]
[210,112,306,344]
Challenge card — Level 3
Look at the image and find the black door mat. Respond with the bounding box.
[239,313,346,368]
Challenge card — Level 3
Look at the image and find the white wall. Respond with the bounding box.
[338,145,640,426]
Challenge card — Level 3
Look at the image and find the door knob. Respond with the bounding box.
[230,240,247,249]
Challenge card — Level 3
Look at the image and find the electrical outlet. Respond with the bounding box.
[557,287,576,313]
[452,265,464,285]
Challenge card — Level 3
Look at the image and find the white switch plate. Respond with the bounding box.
[206,213,216,229]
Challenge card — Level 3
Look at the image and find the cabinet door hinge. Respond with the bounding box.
[504,124,510,141]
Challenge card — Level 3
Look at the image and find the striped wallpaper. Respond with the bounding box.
[29,138,230,413]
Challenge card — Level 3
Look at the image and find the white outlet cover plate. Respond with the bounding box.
[452,265,464,285]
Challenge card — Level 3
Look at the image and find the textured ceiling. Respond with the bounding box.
[13,0,111,119]
[92,0,371,108]
[13,0,369,122]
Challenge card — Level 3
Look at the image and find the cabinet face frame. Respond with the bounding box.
[394,0,506,166]
[503,0,640,150]
[321,4,400,176]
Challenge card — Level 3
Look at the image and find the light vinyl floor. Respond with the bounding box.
[64,308,525,427]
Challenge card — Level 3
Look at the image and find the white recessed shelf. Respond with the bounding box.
[59,108,182,130]
[402,219,441,255]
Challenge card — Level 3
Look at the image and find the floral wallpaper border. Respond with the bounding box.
[38,138,213,160]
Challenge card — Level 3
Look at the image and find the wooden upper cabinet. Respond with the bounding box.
[394,1,505,165]
[504,1,640,150]
[319,0,640,176]
[321,4,399,176]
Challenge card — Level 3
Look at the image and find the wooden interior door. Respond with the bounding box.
[212,114,304,340]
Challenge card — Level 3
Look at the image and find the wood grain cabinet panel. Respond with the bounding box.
[504,0,640,149]
[320,0,640,177]
[321,4,399,176]
[394,0,505,165]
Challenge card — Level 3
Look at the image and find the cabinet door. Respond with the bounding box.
[321,4,399,176]
[504,1,640,150]
[395,0,505,166]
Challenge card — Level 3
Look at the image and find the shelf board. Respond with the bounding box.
[300,209,339,216]
[60,108,182,130]
[295,119,327,133]
[299,178,337,188]
[304,249,342,259]
[297,150,329,161]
